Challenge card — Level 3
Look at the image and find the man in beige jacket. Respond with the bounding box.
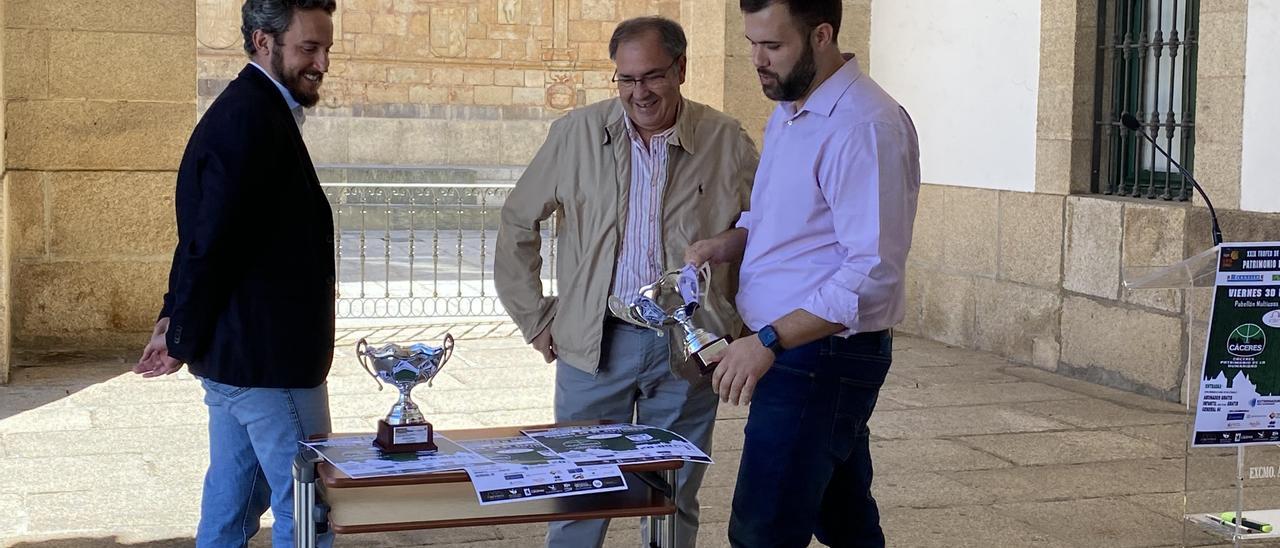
[495,16,758,548]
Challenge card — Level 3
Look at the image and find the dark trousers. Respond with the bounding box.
[728,330,892,548]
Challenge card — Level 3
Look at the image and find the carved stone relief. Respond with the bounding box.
[546,73,577,110]
[430,6,467,58]
[498,0,521,24]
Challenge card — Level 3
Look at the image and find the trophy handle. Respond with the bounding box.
[355,338,384,391]
[440,333,455,368]
[697,262,712,300]
[609,295,667,335]
[427,333,455,387]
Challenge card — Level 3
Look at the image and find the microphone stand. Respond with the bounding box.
[1120,113,1224,246]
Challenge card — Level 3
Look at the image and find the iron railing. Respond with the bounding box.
[1092,0,1199,200]
[321,182,556,319]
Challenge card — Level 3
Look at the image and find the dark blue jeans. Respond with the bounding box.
[728,330,892,548]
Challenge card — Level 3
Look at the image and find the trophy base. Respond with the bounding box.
[374,420,438,453]
[692,335,733,376]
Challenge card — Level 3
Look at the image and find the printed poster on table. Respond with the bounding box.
[522,423,713,466]
[1193,242,1280,446]
[301,434,488,479]
[457,436,628,505]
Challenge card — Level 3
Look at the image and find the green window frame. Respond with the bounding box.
[1093,0,1199,201]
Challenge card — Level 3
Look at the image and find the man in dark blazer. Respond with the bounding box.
[133,1,337,546]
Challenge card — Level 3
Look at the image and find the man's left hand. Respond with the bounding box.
[133,318,183,378]
[709,334,775,406]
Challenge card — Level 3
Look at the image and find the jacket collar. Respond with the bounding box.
[238,64,297,116]
[247,61,302,111]
[603,98,697,155]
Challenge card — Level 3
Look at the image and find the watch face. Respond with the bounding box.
[760,326,777,347]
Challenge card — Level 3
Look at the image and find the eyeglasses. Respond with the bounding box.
[611,59,680,90]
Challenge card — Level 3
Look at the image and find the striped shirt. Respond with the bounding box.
[611,116,676,302]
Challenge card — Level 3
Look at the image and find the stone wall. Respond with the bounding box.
[196,0,870,169]
[3,1,196,351]
[902,187,1280,402]
[196,0,681,171]
[896,0,1280,402]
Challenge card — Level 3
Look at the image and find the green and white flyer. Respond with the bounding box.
[523,423,713,466]
[301,434,488,478]
[457,435,567,466]
[457,436,628,505]
[1193,242,1280,446]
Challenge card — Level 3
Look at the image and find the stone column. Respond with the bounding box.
[1194,1,1248,211]
[680,0,728,110]
[1035,0,1097,195]
[1,0,9,383]
[5,2,196,353]
[840,0,871,72]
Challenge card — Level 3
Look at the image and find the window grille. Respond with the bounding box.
[1092,0,1199,200]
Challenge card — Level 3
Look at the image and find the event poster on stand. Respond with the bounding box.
[1193,242,1280,446]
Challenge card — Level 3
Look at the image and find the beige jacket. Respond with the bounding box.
[495,97,759,381]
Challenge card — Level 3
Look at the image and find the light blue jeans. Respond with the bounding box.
[548,323,719,548]
[196,377,333,548]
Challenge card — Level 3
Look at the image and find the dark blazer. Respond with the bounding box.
[159,64,336,389]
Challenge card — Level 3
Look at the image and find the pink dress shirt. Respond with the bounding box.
[736,56,921,335]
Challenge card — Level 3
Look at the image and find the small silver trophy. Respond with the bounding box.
[356,334,454,453]
[608,264,732,375]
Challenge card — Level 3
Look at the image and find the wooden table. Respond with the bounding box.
[293,425,683,548]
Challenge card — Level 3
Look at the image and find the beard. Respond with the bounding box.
[271,47,322,108]
[759,40,817,102]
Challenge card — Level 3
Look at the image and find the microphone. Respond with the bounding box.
[1120,112,1223,246]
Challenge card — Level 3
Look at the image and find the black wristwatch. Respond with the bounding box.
[758,324,785,356]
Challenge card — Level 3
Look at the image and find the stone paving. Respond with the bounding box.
[0,329,1255,547]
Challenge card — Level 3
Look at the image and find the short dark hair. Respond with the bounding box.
[740,0,842,38]
[241,0,337,56]
[608,16,688,61]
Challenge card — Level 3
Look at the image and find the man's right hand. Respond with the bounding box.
[134,317,183,378]
[684,239,719,268]
[684,227,748,266]
[531,325,557,363]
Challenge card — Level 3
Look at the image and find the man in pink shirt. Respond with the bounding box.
[685,1,920,546]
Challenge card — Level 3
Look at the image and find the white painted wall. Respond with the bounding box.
[869,0,1041,191]
[1242,0,1280,213]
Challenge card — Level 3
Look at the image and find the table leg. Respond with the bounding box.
[293,447,324,548]
[662,468,678,548]
[643,467,681,548]
[647,506,663,547]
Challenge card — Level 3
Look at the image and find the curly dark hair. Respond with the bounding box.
[241,0,337,55]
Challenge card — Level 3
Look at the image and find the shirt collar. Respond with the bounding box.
[249,61,302,112]
[606,98,696,154]
[785,54,862,119]
[621,109,677,143]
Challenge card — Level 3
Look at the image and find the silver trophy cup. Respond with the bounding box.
[356,334,454,453]
[673,301,732,375]
[607,265,731,375]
